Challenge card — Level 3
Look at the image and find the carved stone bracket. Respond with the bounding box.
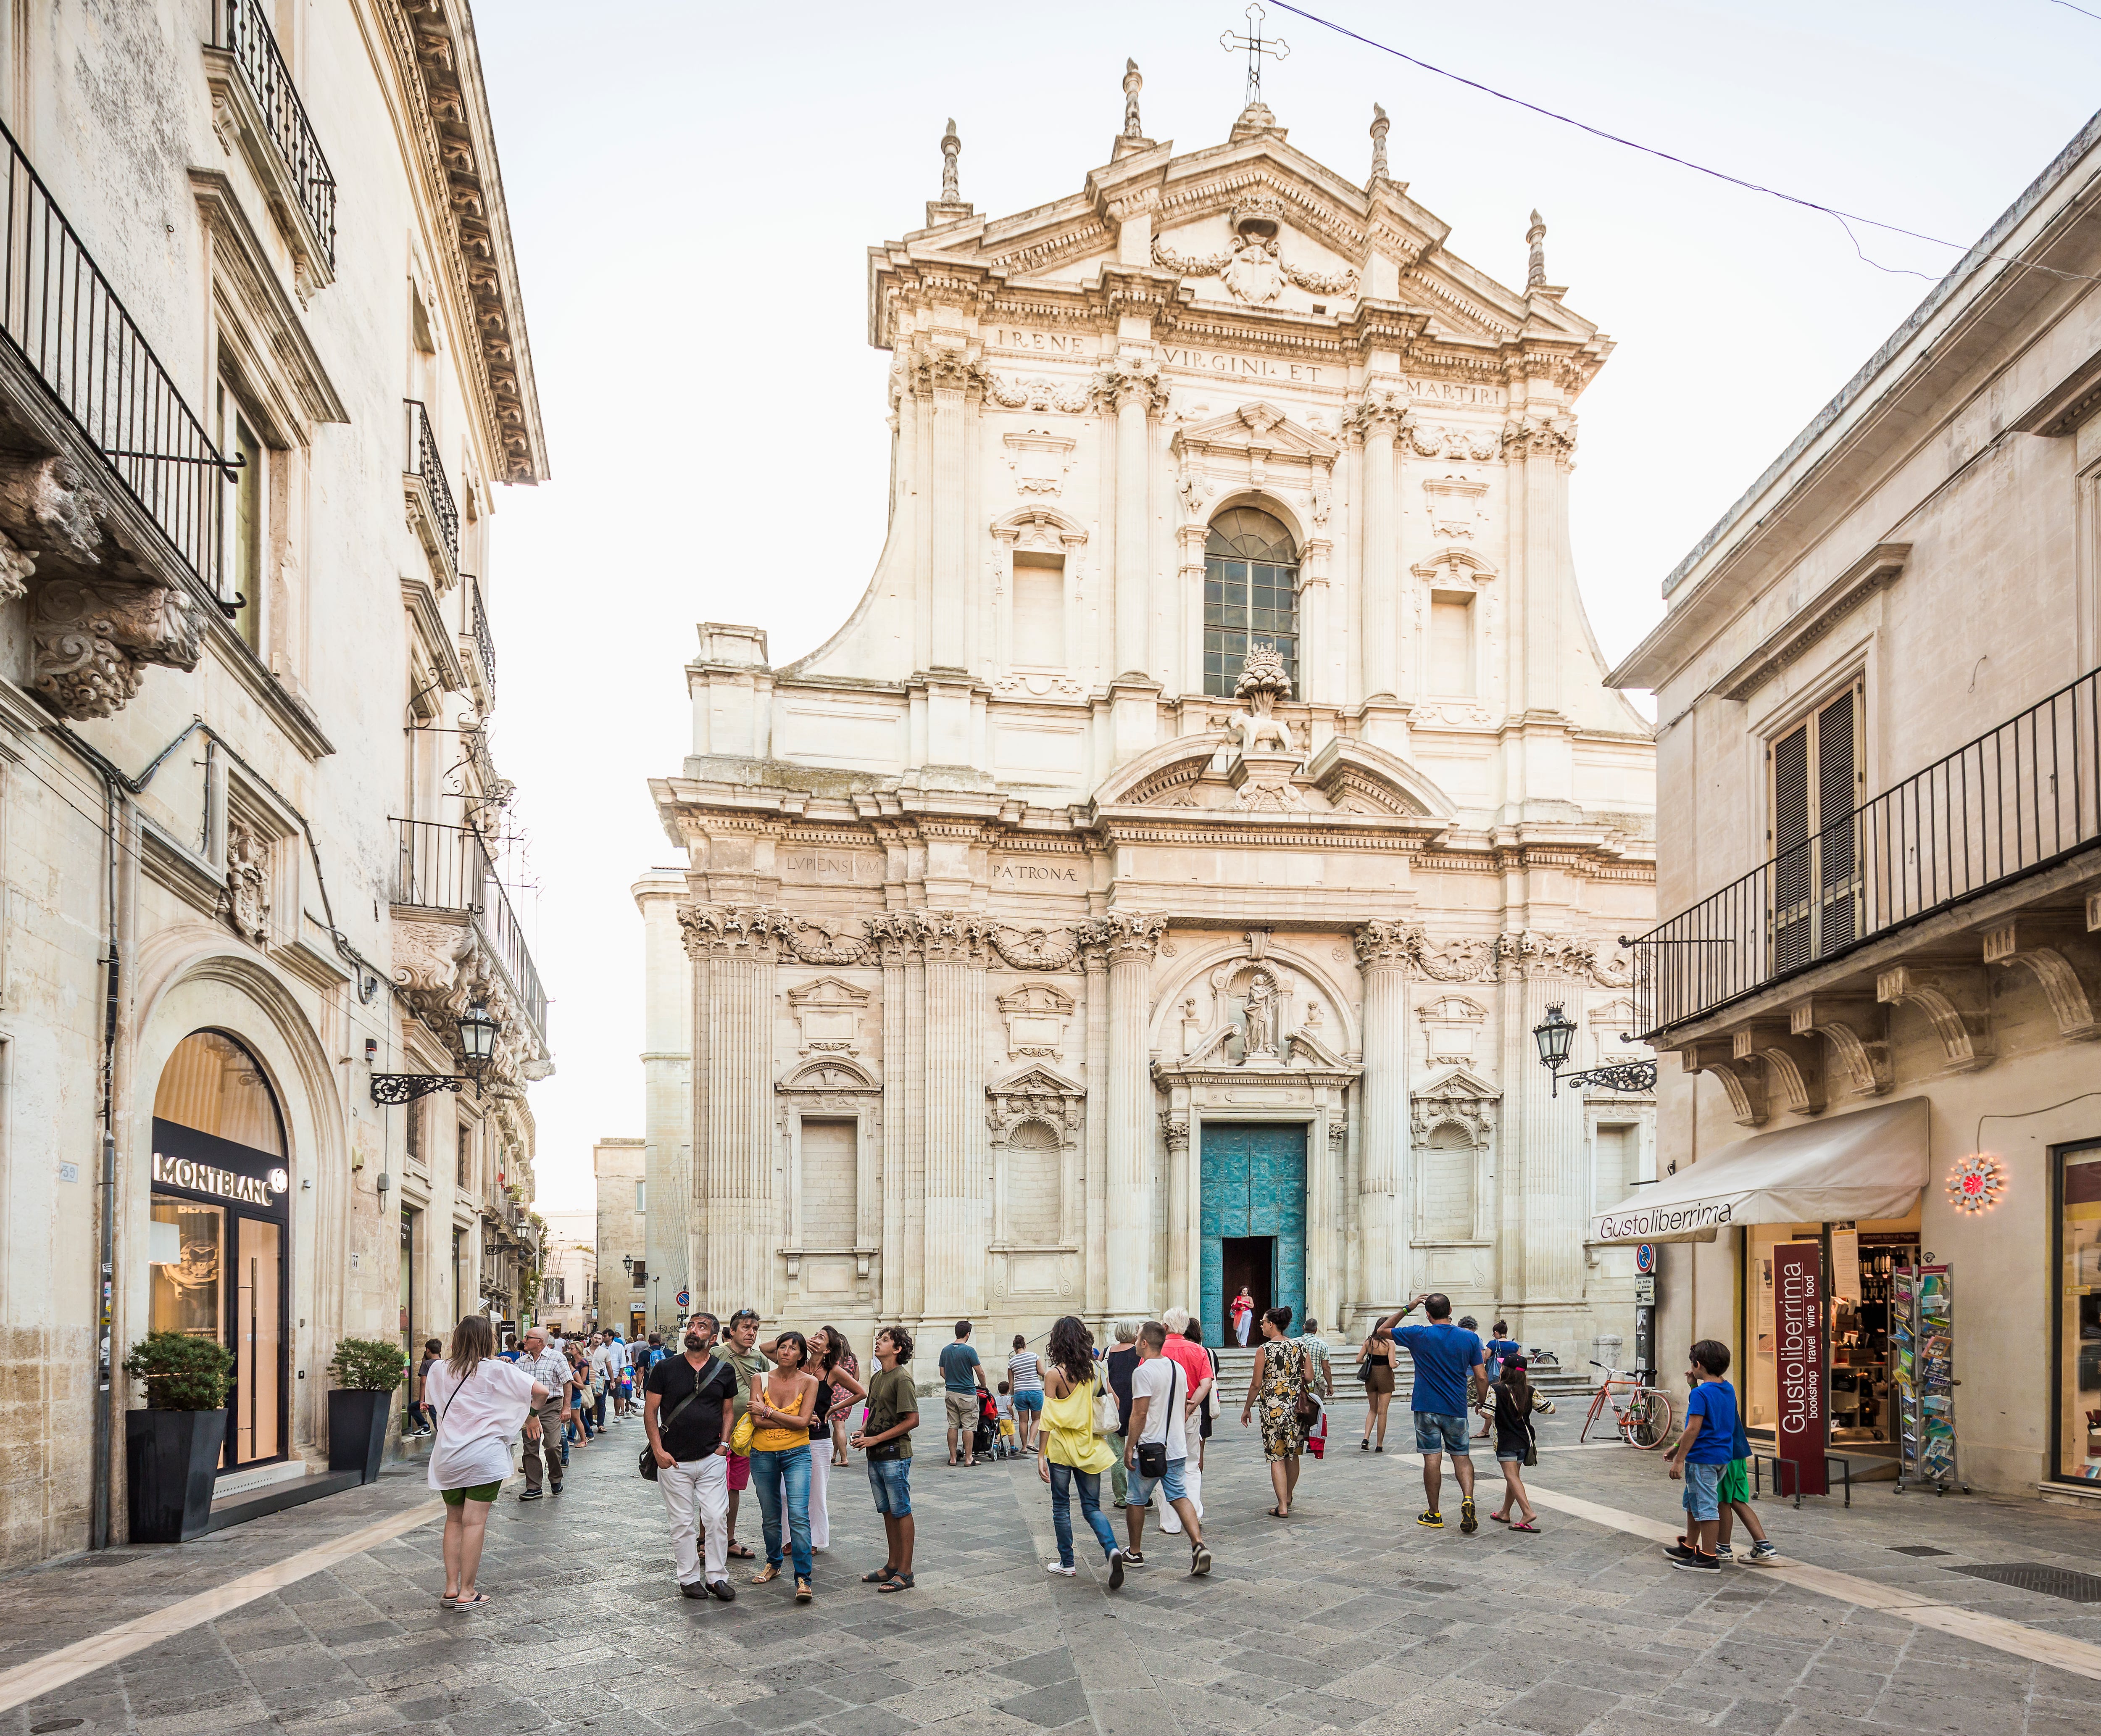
[32,577,207,719]
[1875,966,1993,1073]
[1981,919,2101,1041]
[1731,1022,1825,1116]
[1679,1040,1769,1127]
[392,916,543,1099]
[1788,995,1892,1097]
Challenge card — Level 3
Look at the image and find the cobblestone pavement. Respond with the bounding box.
[3,1401,2100,1736]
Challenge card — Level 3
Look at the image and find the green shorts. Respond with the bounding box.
[440,1480,503,1506]
[1718,1458,1750,1507]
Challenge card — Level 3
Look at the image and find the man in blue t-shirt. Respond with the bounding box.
[1665,1339,1738,1572]
[1373,1293,1485,1535]
[937,1321,988,1467]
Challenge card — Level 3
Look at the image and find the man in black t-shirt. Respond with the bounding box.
[646,1322,739,1601]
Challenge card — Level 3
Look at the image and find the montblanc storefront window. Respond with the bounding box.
[2056,1142,2101,1486]
[148,1030,291,1471]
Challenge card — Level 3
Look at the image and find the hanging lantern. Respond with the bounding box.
[457,995,501,1092]
[1946,1152,2005,1214]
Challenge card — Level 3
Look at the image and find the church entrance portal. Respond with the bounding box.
[1200,1123,1306,1348]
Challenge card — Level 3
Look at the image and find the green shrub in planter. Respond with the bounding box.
[328,1337,408,1391]
[122,1330,234,1411]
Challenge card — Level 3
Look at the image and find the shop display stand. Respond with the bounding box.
[1893,1263,1968,1496]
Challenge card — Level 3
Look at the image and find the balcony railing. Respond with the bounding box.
[468,576,496,705]
[391,817,549,1040]
[405,398,459,571]
[219,0,337,270]
[0,115,231,595]
[1628,665,2101,1039]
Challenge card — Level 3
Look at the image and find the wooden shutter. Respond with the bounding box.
[1771,723,1813,969]
[1814,691,1861,951]
[1769,683,1864,974]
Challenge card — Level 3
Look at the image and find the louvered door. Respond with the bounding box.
[1768,685,1863,976]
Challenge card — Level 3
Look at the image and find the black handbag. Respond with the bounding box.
[639,1364,717,1481]
[1135,1362,1179,1478]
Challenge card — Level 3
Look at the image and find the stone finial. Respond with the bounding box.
[1527,209,1547,291]
[1369,103,1390,183]
[1233,643,1294,707]
[1123,59,1144,138]
[940,118,961,204]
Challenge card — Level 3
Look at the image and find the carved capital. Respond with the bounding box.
[1089,910,1167,964]
[1341,374,1411,441]
[1494,929,1601,981]
[1353,921,1423,969]
[31,578,205,719]
[677,903,787,963]
[1159,1113,1189,1152]
[1095,355,1169,416]
[1501,412,1577,461]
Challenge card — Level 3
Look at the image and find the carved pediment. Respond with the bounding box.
[1171,401,1339,464]
[779,1054,880,1094]
[787,975,869,1059]
[1412,1065,1501,1146]
[996,981,1075,1061]
[987,1062,1085,1143]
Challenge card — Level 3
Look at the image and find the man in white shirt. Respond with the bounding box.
[1120,1321,1211,1575]
[589,1335,619,1430]
[607,1332,634,1418]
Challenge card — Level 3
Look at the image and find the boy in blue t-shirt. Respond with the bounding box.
[1664,1340,1737,1571]
[1714,1398,1778,1566]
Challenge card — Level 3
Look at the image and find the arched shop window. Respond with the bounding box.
[149,1030,290,1470]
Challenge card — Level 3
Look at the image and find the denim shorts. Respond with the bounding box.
[1414,1411,1471,1457]
[866,1455,912,1517]
[1681,1460,1724,1523]
[1125,1454,1188,1509]
[1011,1389,1043,1412]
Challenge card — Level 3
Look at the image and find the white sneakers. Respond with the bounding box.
[1044,1560,1077,1576]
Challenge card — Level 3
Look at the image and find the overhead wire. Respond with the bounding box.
[1265,0,2101,287]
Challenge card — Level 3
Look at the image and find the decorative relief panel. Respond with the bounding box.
[1416,994,1487,1066]
[787,976,868,1059]
[1001,428,1076,495]
[996,981,1075,1060]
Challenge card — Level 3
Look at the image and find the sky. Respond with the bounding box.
[473,0,2101,1210]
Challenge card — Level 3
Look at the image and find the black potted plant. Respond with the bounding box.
[122,1330,233,1543]
[327,1338,407,1483]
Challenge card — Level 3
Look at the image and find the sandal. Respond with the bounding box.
[750,1563,780,1584]
[1511,1520,1540,1533]
[875,1571,914,1593]
[1267,1505,1289,1518]
[452,1591,492,1610]
[861,1565,898,1583]
[726,1543,755,1560]
[1489,1512,1510,1524]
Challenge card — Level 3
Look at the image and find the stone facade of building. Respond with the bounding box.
[642,86,1655,1354]
[0,1,550,1565]
[594,1136,649,1338]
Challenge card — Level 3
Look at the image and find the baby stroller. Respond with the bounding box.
[973,1388,1000,1462]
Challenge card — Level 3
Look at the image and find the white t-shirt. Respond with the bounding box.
[606,1339,629,1373]
[1131,1355,1188,1460]
[424,1356,540,1491]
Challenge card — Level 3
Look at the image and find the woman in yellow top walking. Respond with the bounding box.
[1037,1315,1126,1588]
[745,1329,819,1601]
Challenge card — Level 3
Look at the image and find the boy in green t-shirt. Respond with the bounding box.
[853,1326,920,1592]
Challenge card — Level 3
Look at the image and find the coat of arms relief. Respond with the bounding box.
[1151,194,1359,306]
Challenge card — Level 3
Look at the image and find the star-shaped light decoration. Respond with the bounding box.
[1946,1152,2006,1214]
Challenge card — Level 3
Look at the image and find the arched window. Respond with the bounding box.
[1203,507,1298,698]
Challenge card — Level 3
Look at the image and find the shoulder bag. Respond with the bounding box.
[1134,1362,1179,1478]
[1291,1344,1319,1426]
[639,1361,721,1481]
[1091,1374,1121,1436]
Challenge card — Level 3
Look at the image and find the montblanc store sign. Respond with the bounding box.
[150,1118,291,1217]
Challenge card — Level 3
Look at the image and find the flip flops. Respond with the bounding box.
[1511,1520,1540,1533]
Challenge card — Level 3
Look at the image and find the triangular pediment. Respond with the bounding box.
[1172,401,1336,462]
[1415,1065,1501,1102]
[989,1062,1084,1099]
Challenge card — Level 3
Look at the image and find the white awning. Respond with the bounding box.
[1590,1097,1928,1243]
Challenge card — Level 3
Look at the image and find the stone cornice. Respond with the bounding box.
[371,0,547,484]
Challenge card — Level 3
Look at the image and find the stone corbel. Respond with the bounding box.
[1981,919,2101,1040]
[1875,966,1993,1073]
[1730,1022,1825,1115]
[1678,1040,1768,1127]
[32,578,208,719]
[1787,996,1892,1097]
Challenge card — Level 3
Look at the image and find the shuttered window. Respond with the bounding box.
[1770,684,1864,972]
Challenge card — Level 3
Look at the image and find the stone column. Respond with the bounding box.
[1099,911,1166,1315]
[919,911,989,1317]
[1106,358,1163,678]
[1499,936,1588,1308]
[680,906,779,1319]
[877,921,910,1319]
[1082,927,1111,1319]
[921,352,976,671]
[1346,379,1409,698]
[1354,921,1419,1314]
[1163,1111,1191,1307]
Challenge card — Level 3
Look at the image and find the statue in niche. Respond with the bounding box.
[1242,967,1282,1061]
[1227,644,1295,755]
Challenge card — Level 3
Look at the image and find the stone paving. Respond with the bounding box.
[4,1400,2100,1736]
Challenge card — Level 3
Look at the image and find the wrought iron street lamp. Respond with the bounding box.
[1531,1000,1659,1098]
[371,996,504,1104]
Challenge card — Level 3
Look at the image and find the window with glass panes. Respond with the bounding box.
[1203,508,1299,697]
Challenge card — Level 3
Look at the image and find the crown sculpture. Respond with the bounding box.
[1230,645,1295,754]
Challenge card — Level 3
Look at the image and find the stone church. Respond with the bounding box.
[637,75,1656,1357]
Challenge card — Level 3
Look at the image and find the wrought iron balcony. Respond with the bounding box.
[218,0,337,271]
[1627,665,2101,1040]
[467,575,496,707]
[404,398,459,575]
[391,817,548,1042]
[0,114,231,596]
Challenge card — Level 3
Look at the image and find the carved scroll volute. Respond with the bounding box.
[31,578,206,719]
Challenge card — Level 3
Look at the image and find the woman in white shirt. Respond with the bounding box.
[424,1315,551,1609]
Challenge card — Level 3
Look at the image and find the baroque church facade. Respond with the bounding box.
[638,79,1657,1357]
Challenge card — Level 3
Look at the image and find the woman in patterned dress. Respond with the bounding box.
[1239,1306,1313,1517]
[819,1326,860,1467]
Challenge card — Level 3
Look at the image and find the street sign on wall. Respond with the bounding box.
[675,1288,690,1309]
[1772,1242,1827,1496]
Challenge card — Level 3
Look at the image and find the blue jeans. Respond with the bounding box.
[1049,1461,1117,1568]
[750,1444,814,1579]
[866,1456,912,1517]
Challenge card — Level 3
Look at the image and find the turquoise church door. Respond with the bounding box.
[1200,1123,1307,1349]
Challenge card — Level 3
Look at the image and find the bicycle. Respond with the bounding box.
[1580,1362,1675,1449]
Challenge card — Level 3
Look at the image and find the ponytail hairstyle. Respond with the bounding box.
[447,1313,495,1381]
[1500,1353,1532,1415]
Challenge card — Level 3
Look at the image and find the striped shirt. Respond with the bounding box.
[1007,1351,1043,1392]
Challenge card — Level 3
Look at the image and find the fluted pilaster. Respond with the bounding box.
[919,353,976,669]
[1497,944,1589,1305]
[1105,358,1164,677]
[1354,921,1419,1311]
[1097,911,1166,1314]
[1346,379,1409,698]
[1082,929,1111,1317]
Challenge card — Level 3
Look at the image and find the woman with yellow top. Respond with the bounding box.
[745,1329,819,1601]
[1037,1315,1126,1588]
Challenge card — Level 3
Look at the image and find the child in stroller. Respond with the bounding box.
[973,1386,1001,1462]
